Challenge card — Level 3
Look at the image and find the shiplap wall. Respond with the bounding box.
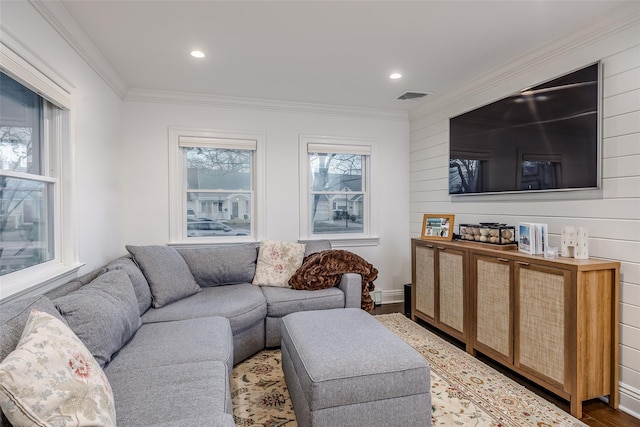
[408,9,640,417]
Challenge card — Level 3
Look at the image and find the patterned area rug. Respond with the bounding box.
[231,313,587,427]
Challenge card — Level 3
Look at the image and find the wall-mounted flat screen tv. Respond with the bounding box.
[449,62,600,195]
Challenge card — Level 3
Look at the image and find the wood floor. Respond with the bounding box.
[371,303,640,427]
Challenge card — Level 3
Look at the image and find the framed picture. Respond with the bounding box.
[421,214,455,241]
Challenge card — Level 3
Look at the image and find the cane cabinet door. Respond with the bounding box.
[515,261,571,392]
[473,254,513,365]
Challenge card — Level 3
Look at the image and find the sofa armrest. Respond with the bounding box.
[338,273,361,309]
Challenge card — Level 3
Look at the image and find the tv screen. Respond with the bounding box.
[449,63,600,195]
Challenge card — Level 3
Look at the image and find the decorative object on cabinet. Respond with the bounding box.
[458,223,515,245]
[421,214,455,241]
[561,226,589,259]
[518,222,548,255]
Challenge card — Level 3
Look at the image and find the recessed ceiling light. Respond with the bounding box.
[389,73,402,80]
[190,50,205,59]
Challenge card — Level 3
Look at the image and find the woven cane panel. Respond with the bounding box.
[415,246,435,317]
[439,251,464,333]
[476,259,510,357]
[518,268,565,385]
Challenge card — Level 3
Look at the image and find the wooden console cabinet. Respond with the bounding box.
[411,238,620,419]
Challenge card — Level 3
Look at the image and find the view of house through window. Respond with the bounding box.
[184,146,252,237]
[0,73,55,276]
[309,152,366,235]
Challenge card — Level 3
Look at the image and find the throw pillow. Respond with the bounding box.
[252,240,305,287]
[54,269,142,367]
[178,243,258,287]
[0,309,116,427]
[102,256,153,314]
[126,245,201,308]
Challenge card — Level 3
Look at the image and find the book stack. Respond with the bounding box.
[518,223,548,255]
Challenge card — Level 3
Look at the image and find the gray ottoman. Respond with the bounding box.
[281,308,431,427]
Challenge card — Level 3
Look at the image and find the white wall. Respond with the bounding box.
[120,98,411,301]
[1,2,126,276]
[408,6,640,417]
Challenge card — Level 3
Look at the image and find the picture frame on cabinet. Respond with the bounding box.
[421,214,455,241]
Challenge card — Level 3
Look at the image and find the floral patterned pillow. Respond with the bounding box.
[252,240,306,287]
[0,309,116,427]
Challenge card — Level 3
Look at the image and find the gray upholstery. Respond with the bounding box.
[0,295,67,363]
[178,244,257,286]
[103,256,152,314]
[126,244,201,308]
[338,273,362,309]
[281,308,431,427]
[145,414,235,427]
[299,239,332,257]
[43,269,101,300]
[261,287,345,318]
[261,271,362,347]
[261,286,345,347]
[141,283,267,364]
[53,270,142,367]
[105,316,233,379]
[141,283,266,333]
[105,361,231,427]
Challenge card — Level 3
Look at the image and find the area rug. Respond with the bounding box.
[231,313,587,427]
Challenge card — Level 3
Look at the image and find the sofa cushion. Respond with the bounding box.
[126,245,201,308]
[103,256,153,314]
[104,317,233,380]
[252,240,305,287]
[261,286,345,318]
[54,270,142,367]
[106,361,230,427]
[178,243,257,287]
[141,283,266,334]
[0,295,67,363]
[0,309,116,427]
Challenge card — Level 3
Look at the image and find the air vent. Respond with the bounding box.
[396,91,432,101]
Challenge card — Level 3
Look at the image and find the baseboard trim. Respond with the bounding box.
[619,382,640,420]
[381,289,404,305]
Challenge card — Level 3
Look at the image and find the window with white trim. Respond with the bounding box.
[169,128,264,243]
[300,135,373,241]
[0,62,74,298]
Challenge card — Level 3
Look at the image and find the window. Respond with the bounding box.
[169,128,265,243]
[299,135,375,243]
[0,46,75,299]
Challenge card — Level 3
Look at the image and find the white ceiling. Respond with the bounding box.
[60,0,628,112]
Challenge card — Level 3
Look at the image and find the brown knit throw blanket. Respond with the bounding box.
[288,250,378,312]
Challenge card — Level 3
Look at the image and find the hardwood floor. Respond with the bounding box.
[371,303,640,427]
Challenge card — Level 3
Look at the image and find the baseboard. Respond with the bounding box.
[381,289,404,305]
[620,381,640,420]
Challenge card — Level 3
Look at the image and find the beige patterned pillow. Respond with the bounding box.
[0,309,116,427]
[252,240,306,287]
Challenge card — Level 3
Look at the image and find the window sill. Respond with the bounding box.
[327,237,380,247]
[0,262,84,303]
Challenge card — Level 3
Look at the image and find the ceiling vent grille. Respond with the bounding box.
[396,91,431,101]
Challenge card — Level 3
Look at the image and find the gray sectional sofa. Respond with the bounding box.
[0,240,362,427]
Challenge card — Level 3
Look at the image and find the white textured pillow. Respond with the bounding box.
[252,240,306,287]
[0,309,116,427]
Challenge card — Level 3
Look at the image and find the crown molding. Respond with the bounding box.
[29,0,129,99]
[125,88,409,121]
[409,2,640,123]
[29,0,405,120]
